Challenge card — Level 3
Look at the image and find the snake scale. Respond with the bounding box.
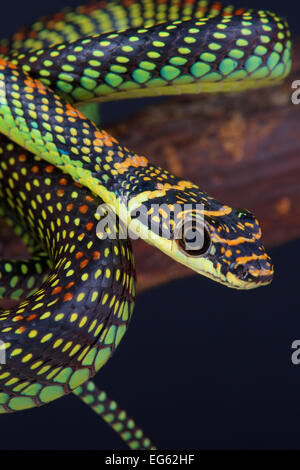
[0,0,291,450]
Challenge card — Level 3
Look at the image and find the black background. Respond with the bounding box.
[0,0,300,450]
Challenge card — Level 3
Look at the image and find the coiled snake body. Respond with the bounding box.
[0,0,291,449]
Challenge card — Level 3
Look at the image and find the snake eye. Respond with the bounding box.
[175,218,211,257]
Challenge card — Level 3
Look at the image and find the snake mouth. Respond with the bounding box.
[209,270,273,290]
[183,256,273,290]
[248,269,274,286]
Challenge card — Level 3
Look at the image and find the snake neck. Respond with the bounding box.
[5,13,292,103]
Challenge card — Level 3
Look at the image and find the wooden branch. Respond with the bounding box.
[1,41,300,294]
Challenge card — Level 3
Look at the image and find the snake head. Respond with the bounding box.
[124,162,273,290]
[129,184,273,290]
[168,202,274,289]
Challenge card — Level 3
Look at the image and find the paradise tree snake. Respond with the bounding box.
[0,0,291,449]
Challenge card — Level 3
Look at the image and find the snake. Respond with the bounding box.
[0,0,291,450]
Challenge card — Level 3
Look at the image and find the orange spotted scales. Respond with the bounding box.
[0,0,292,449]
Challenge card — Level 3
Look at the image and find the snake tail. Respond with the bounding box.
[74,380,156,450]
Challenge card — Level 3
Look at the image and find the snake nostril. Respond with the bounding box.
[236,264,249,280]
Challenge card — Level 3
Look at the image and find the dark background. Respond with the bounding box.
[0,0,300,450]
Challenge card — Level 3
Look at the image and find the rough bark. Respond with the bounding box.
[1,41,300,293]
